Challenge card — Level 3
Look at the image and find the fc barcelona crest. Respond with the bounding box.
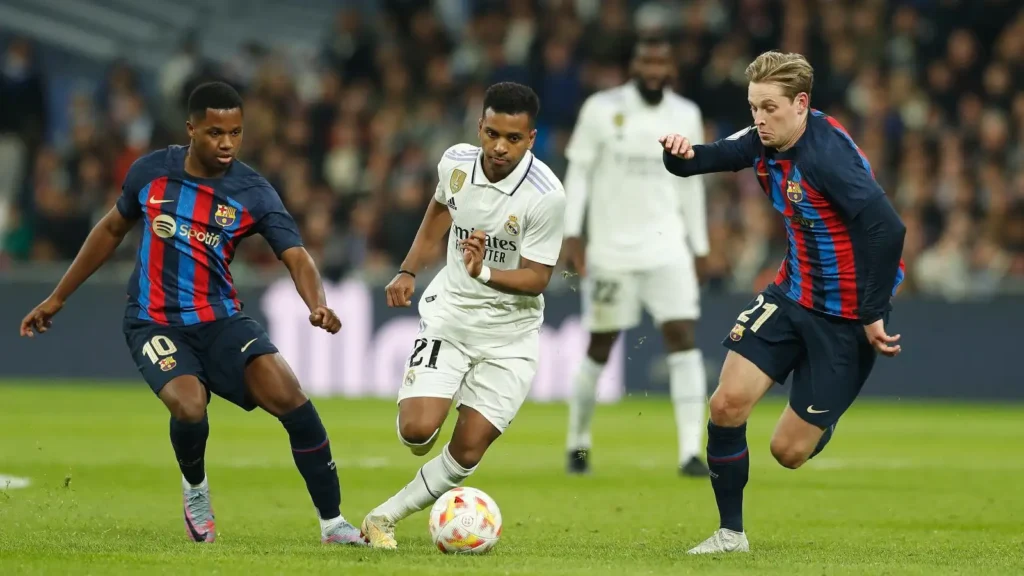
[450,169,467,193]
[786,180,803,203]
[215,204,237,227]
[729,323,745,342]
[159,356,177,372]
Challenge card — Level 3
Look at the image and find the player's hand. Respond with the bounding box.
[460,230,486,278]
[562,237,586,277]
[309,306,342,334]
[385,271,416,307]
[20,295,64,338]
[659,133,695,159]
[694,256,709,284]
[864,319,901,357]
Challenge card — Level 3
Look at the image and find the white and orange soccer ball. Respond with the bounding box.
[428,486,502,554]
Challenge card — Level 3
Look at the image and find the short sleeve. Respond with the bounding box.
[252,185,303,258]
[116,156,153,220]
[521,192,566,266]
[433,161,447,204]
[564,96,602,165]
[811,136,886,219]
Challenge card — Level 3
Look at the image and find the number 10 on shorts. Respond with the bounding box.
[142,335,178,372]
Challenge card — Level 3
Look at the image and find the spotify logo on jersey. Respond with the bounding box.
[152,214,176,238]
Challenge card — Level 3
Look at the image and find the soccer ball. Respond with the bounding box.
[428,486,502,554]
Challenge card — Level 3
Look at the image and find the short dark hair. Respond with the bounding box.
[482,82,540,124]
[633,33,672,57]
[188,81,243,119]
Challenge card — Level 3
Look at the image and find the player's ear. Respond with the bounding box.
[528,128,537,149]
[797,93,809,114]
[186,120,195,139]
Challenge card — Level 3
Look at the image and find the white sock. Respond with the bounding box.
[372,443,474,523]
[667,349,707,464]
[567,355,604,450]
[319,514,349,532]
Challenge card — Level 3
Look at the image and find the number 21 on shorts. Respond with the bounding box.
[736,294,778,332]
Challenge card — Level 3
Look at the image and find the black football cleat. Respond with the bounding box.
[567,448,590,475]
[679,456,710,477]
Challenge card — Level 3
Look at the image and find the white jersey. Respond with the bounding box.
[563,83,709,271]
[420,144,566,344]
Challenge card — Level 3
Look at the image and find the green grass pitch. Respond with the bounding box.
[1,382,1022,575]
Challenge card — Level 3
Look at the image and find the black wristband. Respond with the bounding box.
[399,269,416,278]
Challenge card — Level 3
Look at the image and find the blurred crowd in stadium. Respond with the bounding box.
[0,0,1022,300]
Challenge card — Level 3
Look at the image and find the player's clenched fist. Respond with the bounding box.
[659,133,695,159]
[309,305,342,334]
[19,295,64,338]
[460,230,486,278]
[385,270,416,308]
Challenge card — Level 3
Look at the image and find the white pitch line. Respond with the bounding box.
[0,474,31,489]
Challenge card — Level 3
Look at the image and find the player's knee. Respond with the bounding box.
[170,397,207,423]
[708,387,752,427]
[661,321,696,352]
[769,437,809,470]
[398,418,439,446]
[586,333,618,363]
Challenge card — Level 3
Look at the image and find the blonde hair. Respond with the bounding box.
[745,51,814,101]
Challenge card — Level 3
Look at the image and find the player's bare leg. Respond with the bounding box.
[688,351,773,555]
[364,405,500,549]
[769,405,831,469]
[158,375,215,543]
[396,397,452,456]
[566,331,618,474]
[660,319,710,477]
[244,353,363,545]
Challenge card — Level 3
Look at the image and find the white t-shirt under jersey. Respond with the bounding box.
[563,83,709,271]
[419,144,566,344]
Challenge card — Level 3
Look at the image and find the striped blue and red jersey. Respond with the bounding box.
[664,110,906,322]
[116,146,302,325]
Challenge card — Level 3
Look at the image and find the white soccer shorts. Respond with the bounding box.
[581,259,700,333]
[396,322,539,433]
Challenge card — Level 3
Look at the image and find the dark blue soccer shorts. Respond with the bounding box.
[721,285,879,428]
[123,313,279,411]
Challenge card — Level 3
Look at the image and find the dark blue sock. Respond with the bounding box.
[279,401,341,520]
[809,423,836,460]
[706,421,749,533]
[170,414,209,486]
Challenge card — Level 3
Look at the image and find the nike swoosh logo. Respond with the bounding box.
[241,338,258,352]
[149,197,174,204]
[806,406,829,414]
[756,171,769,176]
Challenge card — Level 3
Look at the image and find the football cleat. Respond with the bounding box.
[567,448,590,475]
[360,513,397,549]
[679,456,710,477]
[182,476,215,543]
[321,517,366,545]
[687,528,750,554]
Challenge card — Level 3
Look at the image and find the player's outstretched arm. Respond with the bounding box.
[280,247,341,334]
[20,207,136,337]
[660,127,759,177]
[385,198,452,308]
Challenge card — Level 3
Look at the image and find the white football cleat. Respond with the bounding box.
[360,513,397,549]
[687,528,750,554]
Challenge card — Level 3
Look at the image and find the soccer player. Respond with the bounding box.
[659,52,906,554]
[19,82,364,546]
[359,82,565,549]
[562,36,711,477]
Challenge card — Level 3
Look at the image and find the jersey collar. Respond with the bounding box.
[471,149,534,196]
